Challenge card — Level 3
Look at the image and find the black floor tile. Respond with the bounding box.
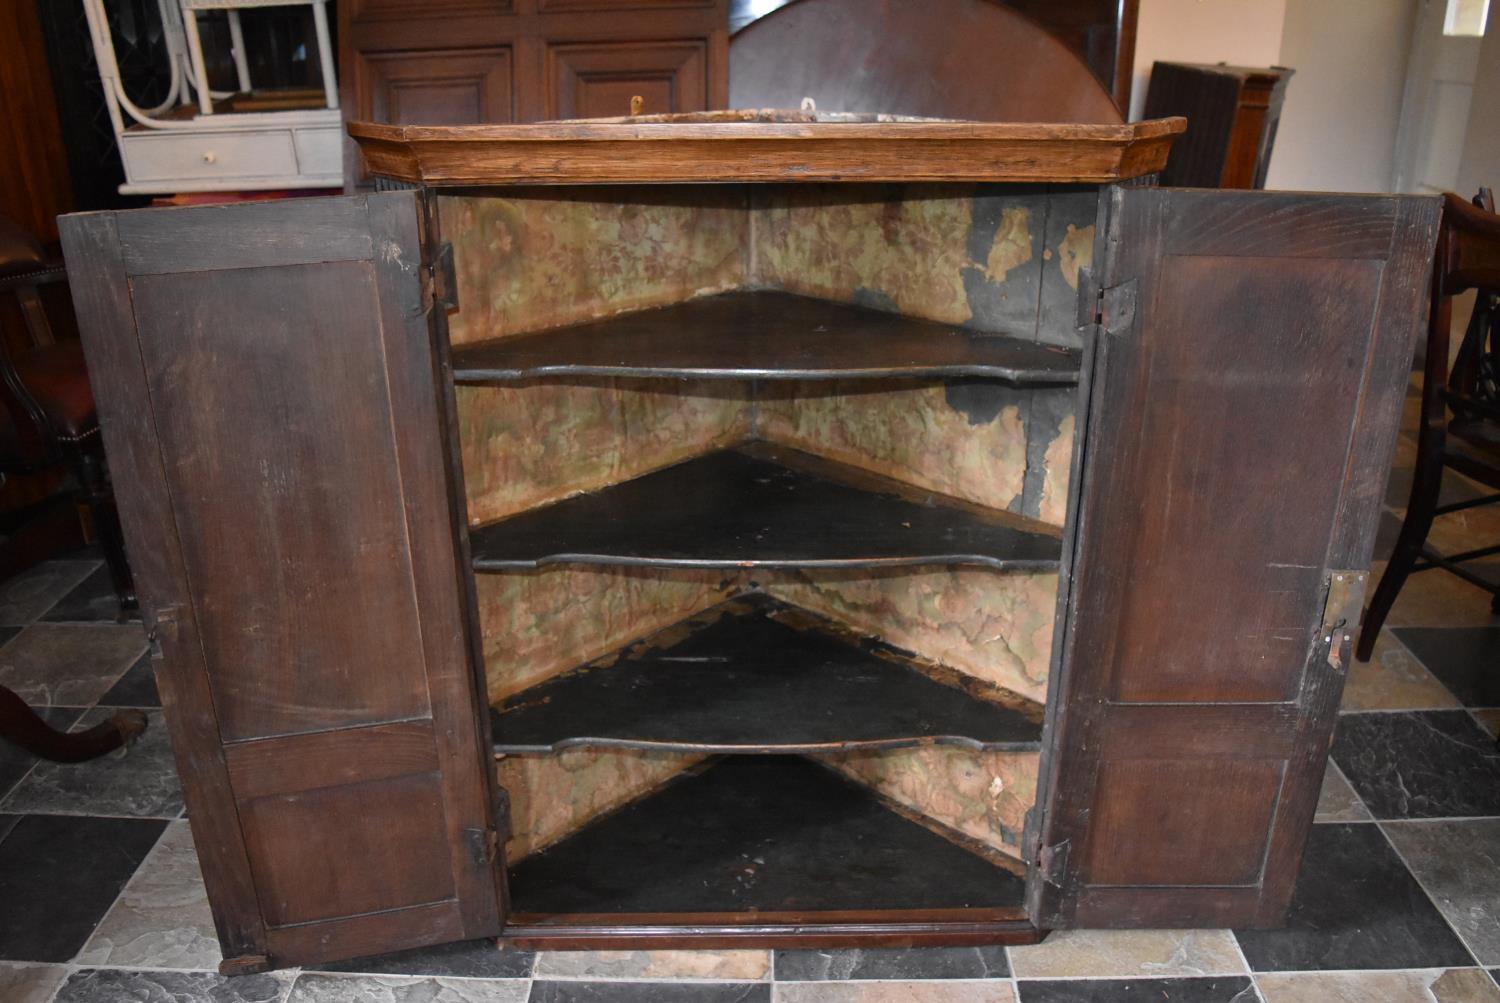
[56,968,291,1002]
[96,653,159,708]
[1233,822,1475,972]
[0,814,166,962]
[40,566,139,624]
[1332,711,1500,819]
[530,983,768,1003]
[0,814,17,843]
[0,706,82,802]
[308,937,534,977]
[0,562,96,627]
[775,946,1009,980]
[1393,627,1500,708]
[1016,978,1256,1002]
[1,708,183,818]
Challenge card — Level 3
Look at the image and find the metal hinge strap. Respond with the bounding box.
[1038,839,1071,887]
[1319,570,1367,673]
[1097,279,1138,336]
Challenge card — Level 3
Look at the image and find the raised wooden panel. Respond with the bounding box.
[128,262,434,742]
[240,774,456,926]
[1107,254,1384,705]
[1033,188,1441,930]
[359,48,514,125]
[547,40,707,119]
[1085,759,1283,887]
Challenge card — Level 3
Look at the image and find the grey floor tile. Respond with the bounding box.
[1234,822,1475,972]
[56,968,295,1002]
[287,972,529,1001]
[0,561,98,627]
[1393,627,1500,708]
[1015,978,1256,1002]
[1384,819,1500,966]
[534,950,766,980]
[775,946,1007,980]
[0,706,82,802]
[96,652,159,708]
[0,813,166,962]
[40,565,137,624]
[0,622,146,706]
[75,819,219,970]
[1332,711,1500,819]
[1254,967,1500,1002]
[531,983,767,1003]
[1315,761,1373,823]
[2,708,183,818]
[310,937,534,978]
[0,961,70,1003]
[779,982,1016,1002]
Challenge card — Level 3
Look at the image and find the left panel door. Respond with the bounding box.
[60,193,504,972]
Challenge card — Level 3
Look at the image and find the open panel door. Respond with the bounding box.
[60,193,503,971]
[1032,188,1440,928]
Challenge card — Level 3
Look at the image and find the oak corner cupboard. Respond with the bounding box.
[58,112,1438,974]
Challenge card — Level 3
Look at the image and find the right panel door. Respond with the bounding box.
[1033,188,1440,928]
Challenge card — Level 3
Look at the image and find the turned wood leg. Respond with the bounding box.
[0,684,146,763]
[1357,425,1445,661]
[74,448,136,615]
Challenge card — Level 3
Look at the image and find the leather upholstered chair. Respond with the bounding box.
[0,214,134,614]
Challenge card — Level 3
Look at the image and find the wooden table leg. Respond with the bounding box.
[0,684,146,763]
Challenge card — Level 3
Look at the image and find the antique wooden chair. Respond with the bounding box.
[0,214,134,613]
[1357,189,1500,660]
[0,217,146,761]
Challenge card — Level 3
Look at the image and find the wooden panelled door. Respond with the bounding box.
[59,193,504,972]
[1033,187,1441,928]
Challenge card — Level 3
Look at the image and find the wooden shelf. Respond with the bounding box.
[348,113,1186,186]
[452,291,1080,385]
[491,595,1043,754]
[469,444,1063,571]
[508,756,1026,916]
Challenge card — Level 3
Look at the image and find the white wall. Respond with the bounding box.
[1265,0,1416,191]
[1456,8,1500,196]
[1129,0,1289,120]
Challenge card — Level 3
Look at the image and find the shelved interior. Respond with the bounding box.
[443,181,1097,921]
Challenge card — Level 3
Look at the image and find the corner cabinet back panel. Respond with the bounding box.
[1033,188,1440,929]
[59,193,503,971]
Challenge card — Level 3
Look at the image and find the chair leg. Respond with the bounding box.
[0,684,146,763]
[73,448,136,615]
[1357,428,1446,661]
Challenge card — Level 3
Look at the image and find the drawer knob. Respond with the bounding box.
[202,151,217,164]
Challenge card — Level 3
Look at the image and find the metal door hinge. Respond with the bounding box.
[1319,570,1367,673]
[146,604,184,659]
[423,242,458,313]
[466,826,499,868]
[493,785,512,843]
[1097,279,1138,336]
[1038,839,1070,887]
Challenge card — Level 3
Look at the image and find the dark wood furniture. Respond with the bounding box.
[729,0,1139,113]
[0,216,134,612]
[61,114,1438,973]
[729,0,1124,123]
[337,0,731,185]
[1143,62,1294,189]
[1357,190,1500,660]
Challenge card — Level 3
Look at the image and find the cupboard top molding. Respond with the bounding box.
[347,115,1187,185]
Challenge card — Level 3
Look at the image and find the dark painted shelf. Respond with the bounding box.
[508,756,1026,915]
[470,443,1063,571]
[452,289,1080,385]
[491,595,1043,754]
